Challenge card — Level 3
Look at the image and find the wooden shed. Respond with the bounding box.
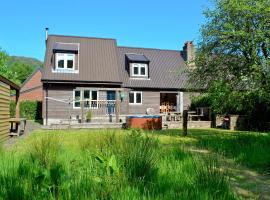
[0,75,20,142]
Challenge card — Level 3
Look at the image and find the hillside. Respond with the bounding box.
[7,56,43,68]
[5,56,43,84]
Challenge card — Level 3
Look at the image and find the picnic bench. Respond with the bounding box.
[9,118,26,136]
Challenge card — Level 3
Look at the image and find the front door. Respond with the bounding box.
[107,91,116,114]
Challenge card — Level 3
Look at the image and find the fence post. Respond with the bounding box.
[80,100,84,123]
[182,110,188,136]
[115,90,120,123]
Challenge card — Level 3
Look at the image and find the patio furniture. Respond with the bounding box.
[9,118,26,136]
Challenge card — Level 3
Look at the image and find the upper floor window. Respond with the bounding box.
[56,53,75,70]
[131,63,148,77]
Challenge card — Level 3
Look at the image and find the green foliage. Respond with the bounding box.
[6,56,43,69]
[0,130,238,199]
[191,81,270,130]
[188,0,270,131]
[190,0,270,90]
[10,101,42,120]
[10,101,16,118]
[9,62,35,83]
[0,48,19,84]
[20,101,42,120]
[86,110,92,122]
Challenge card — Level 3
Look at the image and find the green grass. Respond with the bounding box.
[182,129,270,173]
[0,129,238,200]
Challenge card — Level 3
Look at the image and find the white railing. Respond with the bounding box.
[74,99,116,115]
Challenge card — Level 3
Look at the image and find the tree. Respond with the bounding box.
[9,62,34,83]
[190,0,270,91]
[0,49,19,84]
[189,0,270,130]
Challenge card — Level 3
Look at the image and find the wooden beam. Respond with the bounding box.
[115,91,120,123]
[15,90,20,118]
[0,75,20,91]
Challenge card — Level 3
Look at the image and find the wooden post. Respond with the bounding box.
[182,110,188,136]
[80,99,84,123]
[115,90,120,123]
[15,90,20,118]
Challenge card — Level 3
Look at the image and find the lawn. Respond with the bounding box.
[0,128,269,199]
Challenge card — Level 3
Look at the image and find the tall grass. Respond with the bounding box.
[196,133,270,173]
[0,130,238,199]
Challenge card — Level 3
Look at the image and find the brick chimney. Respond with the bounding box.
[181,41,196,68]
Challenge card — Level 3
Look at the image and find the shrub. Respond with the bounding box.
[86,110,92,122]
[10,101,42,120]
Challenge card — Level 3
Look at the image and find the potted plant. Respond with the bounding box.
[86,110,92,123]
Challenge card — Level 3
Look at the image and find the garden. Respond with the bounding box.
[1,128,269,199]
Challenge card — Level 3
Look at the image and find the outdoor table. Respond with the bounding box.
[9,118,26,136]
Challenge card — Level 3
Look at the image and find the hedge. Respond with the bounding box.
[10,101,42,120]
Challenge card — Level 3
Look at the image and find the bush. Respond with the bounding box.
[10,101,42,120]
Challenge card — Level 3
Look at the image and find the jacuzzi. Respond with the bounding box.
[126,115,162,130]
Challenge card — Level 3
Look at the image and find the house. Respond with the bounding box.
[0,75,20,141]
[19,68,43,102]
[11,68,43,102]
[42,34,196,125]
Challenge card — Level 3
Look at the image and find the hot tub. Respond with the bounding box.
[126,115,162,130]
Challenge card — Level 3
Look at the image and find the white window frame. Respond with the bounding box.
[129,91,143,105]
[56,53,75,70]
[73,90,99,109]
[131,63,148,77]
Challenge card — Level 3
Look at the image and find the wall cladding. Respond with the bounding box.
[0,81,10,141]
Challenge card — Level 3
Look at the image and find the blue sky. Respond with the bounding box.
[0,0,211,61]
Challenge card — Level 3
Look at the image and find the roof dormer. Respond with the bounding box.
[125,53,150,79]
[52,42,79,74]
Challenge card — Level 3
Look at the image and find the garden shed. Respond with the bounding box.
[0,75,20,141]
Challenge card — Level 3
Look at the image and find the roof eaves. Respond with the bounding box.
[0,75,20,91]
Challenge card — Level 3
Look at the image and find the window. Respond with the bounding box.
[131,63,148,77]
[56,53,75,70]
[129,91,142,104]
[74,90,98,108]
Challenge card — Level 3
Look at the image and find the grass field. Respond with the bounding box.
[0,128,269,199]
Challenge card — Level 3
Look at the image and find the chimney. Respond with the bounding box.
[45,27,49,42]
[182,41,196,68]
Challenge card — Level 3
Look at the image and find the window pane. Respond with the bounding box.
[83,90,90,108]
[133,67,139,75]
[84,91,90,99]
[129,93,134,103]
[67,60,73,69]
[136,93,142,104]
[92,91,97,100]
[58,60,64,68]
[141,67,146,75]
[75,91,81,107]
[67,54,74,69]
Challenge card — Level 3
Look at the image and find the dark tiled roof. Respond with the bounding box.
[118,47,188,89]
[43,35,121,84]
[43,35,188,89]
[125,53,149,62]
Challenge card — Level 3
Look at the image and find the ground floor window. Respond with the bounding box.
[74,90,98,108]
[129,91,142,104]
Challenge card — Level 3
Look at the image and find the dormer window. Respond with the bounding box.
[56,53,75,70]
[125,53,150,78]
[131,63,148,77]
[52,42,79,73]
